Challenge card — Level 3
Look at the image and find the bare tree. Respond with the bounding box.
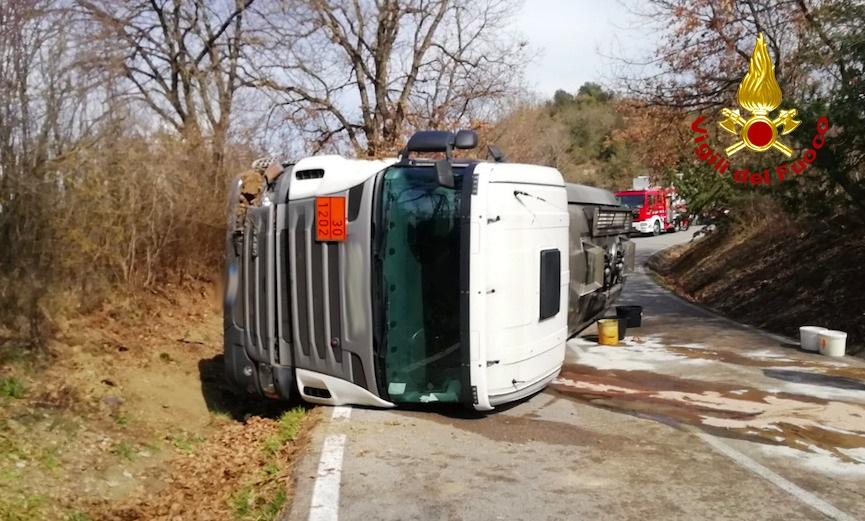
[0,0,532,343]
[0,0,102,342]
[617,0,806,111]
[258,0,528,156]
[78,0,259,174]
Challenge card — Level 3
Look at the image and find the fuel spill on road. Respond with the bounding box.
[554,336,865,464]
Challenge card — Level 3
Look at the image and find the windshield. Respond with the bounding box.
[617,194,645,208]
[377,165,464,404]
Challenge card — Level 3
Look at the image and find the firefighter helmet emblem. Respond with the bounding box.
[719,33,800,157]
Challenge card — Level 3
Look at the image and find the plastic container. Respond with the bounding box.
[616,305,643,328]
[818,330,847,357]
[799,326,827,352]
[597,319,620,346]
[604,316,626,340]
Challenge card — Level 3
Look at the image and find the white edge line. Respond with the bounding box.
[307,434,347,521]
[332,406,352,420]
[696,432,859,521]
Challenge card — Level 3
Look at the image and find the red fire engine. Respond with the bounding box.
[615,187,689,235]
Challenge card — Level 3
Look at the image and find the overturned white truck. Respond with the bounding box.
[224,130,634,410]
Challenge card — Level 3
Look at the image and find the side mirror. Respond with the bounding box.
[435,159,455,188]
[487,144,507,163]
[454,130,478,150]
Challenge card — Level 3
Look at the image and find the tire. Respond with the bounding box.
[652,220,661,236]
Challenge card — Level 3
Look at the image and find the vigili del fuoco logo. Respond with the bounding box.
[690,33,830,186]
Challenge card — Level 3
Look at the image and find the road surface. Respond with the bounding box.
[286,230,865,521]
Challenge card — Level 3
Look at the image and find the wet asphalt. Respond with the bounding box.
[286,230,865,521]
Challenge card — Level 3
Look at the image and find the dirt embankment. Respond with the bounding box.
[0,283,316,521]
[649,213,865,355]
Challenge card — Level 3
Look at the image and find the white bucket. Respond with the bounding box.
[818,330,847,357]
[799,326,828,352]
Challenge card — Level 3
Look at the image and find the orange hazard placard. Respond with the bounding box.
[315,197,347,242]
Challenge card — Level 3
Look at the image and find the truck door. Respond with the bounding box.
[666,193,674,224]
[376,165,471,406]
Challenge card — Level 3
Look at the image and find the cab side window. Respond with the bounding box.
[539,249,561,320]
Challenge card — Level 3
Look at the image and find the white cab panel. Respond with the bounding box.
[295,369,395,408]
[469,163,570,410]
[484,163,565,187]
[288,155,396,200]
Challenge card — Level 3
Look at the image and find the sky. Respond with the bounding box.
[514,0,658,98]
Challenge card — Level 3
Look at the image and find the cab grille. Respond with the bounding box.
[289,207,342,364]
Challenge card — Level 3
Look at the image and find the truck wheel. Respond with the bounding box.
[653,220,661,236]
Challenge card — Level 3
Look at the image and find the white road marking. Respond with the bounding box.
[696,432,859,521]
[332,406,352,420]
[308,434,347,521]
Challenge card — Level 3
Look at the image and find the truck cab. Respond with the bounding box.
[224,130,633,410]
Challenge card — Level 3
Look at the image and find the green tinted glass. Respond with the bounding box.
[379,166,463,404]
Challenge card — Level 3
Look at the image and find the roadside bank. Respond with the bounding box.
[647,216,865,356]
[0,283,316,521]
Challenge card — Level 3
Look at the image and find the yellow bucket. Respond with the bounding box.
[597,319,619,346]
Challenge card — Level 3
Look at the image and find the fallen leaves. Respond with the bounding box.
[89,411,317,521]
